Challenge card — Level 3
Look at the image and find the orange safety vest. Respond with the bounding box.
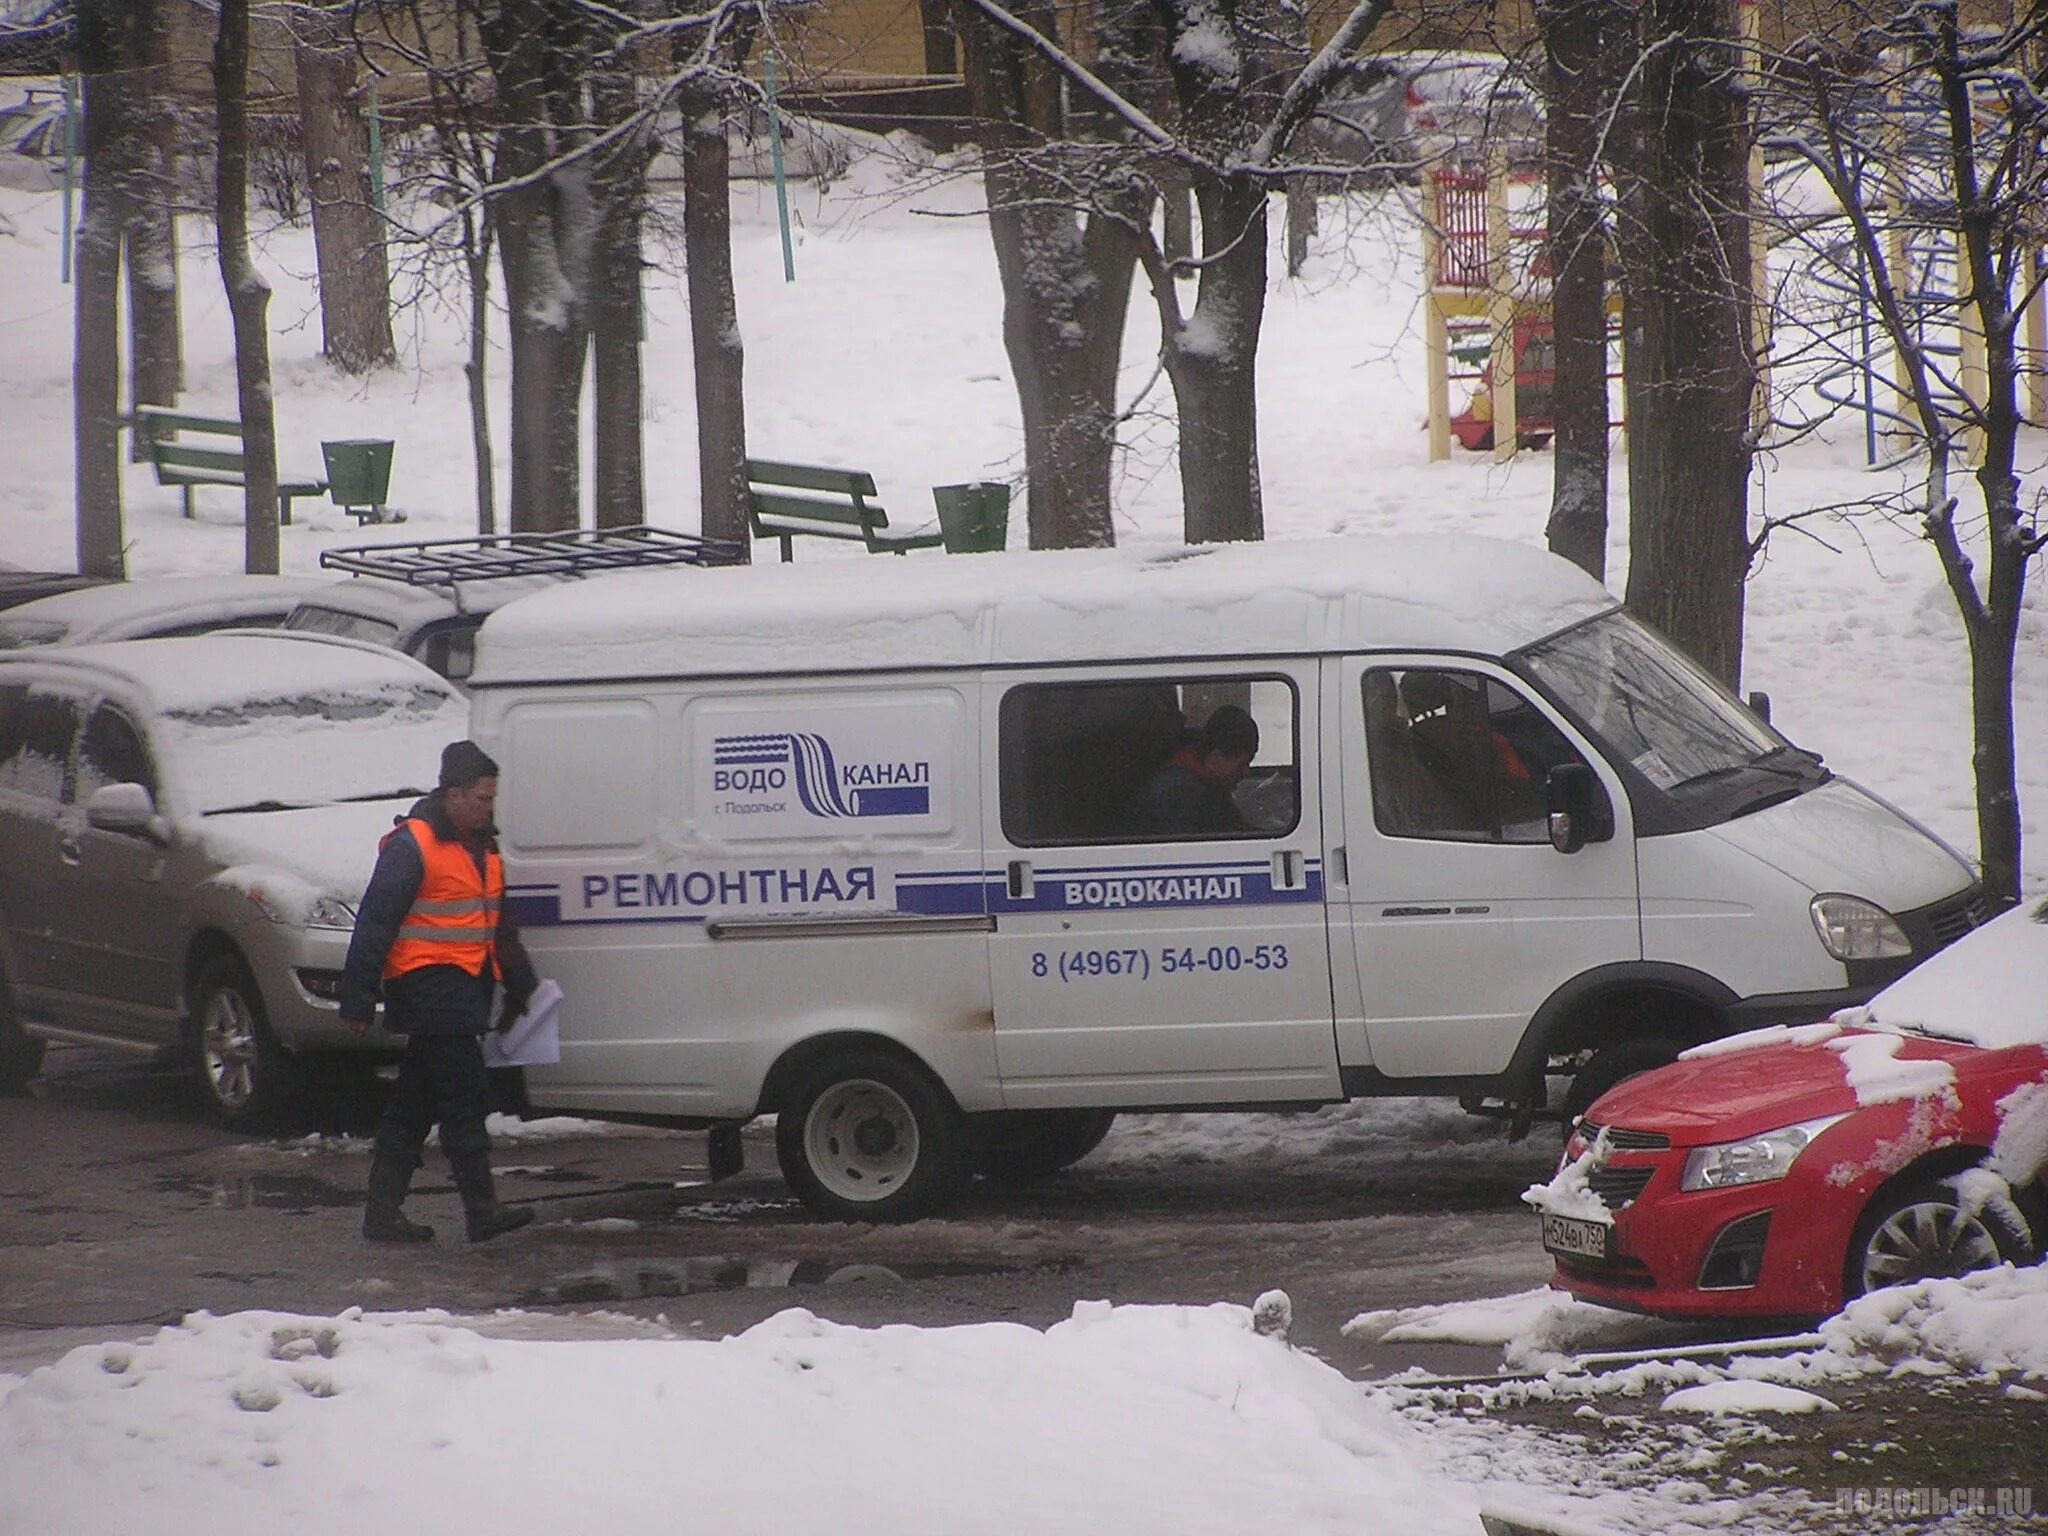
[381,817,503,981]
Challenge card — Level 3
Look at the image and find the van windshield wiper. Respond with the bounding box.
[203,799,298,815]
[337,787,428,804]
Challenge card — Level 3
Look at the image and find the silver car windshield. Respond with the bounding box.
[1519,611,1788,795]
[161,685,463,815]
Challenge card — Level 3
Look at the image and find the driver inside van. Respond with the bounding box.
[1129,705,1260,837]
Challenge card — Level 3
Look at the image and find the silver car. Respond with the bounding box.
[0,632,470,1127]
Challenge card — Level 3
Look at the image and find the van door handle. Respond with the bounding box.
[1006,860,1034,901]
[1271,848,1304,891]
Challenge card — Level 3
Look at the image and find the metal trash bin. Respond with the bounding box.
[931,481,1010,554]
[322,439,396,523]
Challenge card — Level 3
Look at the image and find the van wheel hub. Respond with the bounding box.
[804,1078,919,1202]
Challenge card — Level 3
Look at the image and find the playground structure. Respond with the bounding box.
[1794,55,2048,467]
[1422,158,1621,462]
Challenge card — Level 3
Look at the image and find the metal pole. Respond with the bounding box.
[764,53,795,283]
[60,73,78,284]
[367,76,385,218]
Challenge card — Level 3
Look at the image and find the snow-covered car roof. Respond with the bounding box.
[1844,898,2048,1051]
[287,573,563,631]
[0,574,337,648]
[471,534,1619,686]
[2,631,463,715]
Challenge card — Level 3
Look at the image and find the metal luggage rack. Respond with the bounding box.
[317,525,746,589]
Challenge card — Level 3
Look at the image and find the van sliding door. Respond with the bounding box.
[981,662,1340,1107]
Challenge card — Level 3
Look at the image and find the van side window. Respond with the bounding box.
[1000,676,1299,846]
[0,685,81,803]
[1364,668,1580,843]
[77,705,156,804]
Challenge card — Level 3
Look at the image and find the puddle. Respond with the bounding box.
[518,1256,1076,1306]
[154,1172,362,1212]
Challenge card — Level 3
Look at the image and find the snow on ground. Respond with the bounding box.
[0,1301,1500,1536]
[4,127,2046,1530]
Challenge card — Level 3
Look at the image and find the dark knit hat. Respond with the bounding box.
[438,739,499,789]
[1195,704,1259,758]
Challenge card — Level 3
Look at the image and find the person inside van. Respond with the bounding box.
[1129,705,1260,837]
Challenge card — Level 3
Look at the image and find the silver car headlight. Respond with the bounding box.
[1679,1114,1847,1191]
[1810,894,1911,961]
[305,895,358,931]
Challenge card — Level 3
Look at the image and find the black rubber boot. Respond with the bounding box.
[448,1147,533,1243]
[363,1153,435,1243]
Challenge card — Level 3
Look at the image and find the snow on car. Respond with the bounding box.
[0,631,470,1126]
[1530,898,2048,1320]
[0,574,337,650]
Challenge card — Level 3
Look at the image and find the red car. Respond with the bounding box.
[1535,898,2048,1321]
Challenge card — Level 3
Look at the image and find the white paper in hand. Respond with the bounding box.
[484,978,563,1068]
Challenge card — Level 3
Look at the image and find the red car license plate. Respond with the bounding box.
[1541,1213,1612,1263]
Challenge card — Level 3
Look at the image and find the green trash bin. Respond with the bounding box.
[932,481,1010,554]
[322,439,396,523]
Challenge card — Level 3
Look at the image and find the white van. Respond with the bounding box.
[467,536,1986,1220]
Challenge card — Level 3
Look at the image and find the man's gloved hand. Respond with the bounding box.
[495,988,534,1034]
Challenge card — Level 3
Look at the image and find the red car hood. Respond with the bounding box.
[1584,1028,1984,1145]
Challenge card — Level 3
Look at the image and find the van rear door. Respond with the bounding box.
[981,662,1340,1107]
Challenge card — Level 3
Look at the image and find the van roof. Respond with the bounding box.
[469,535,1617,685]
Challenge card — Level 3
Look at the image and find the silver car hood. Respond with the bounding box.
[192,799,417,909]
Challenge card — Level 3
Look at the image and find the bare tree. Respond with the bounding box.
[1611,0,1759,686]
[127,0,182,423]
[216,0,281,575]
[591,24,653,529]
[1534,0,1628,581]
[949,0,1155,548]
[296,2,396,372]
[73,0,130,579]
[1765,1,2046,904]
[957,0,1395,547]
[682,81,750,549]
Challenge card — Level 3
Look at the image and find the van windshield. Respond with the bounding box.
[1519,612,1824,818]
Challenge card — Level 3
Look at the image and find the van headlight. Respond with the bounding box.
[1680,1115,1846,1191]
[1809,894,1911,961]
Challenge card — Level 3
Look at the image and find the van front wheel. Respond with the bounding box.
[776,1051,965,1222]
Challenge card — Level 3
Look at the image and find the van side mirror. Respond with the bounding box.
[85,782,169,842]
[1747,690,1771,725]
[1546,763,1598,855]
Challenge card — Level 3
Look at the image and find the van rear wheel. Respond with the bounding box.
[971,1109,1117,1182]
[775,1050,965,1222]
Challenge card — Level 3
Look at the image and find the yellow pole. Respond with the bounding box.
[1487,150,1518,463]
[1424,177,1451,461]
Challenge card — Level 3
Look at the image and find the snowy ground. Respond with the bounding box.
[2,125,2045,1532]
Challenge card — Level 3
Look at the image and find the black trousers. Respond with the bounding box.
[375,1032,491,1167]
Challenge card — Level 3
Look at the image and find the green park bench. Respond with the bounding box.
[135,407,333,526]
[745,459,947,562]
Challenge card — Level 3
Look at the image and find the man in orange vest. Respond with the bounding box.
[341,740,539,1243]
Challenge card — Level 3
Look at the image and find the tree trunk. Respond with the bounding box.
[954,2,1146,549]
[483,0,591,533]
[1615,0,1755,686]
[296,7,395,372]
[684,93,750,551]
[917,0,957,76]
[463,215,497,535]
[590,56,647,531]
[126,0,180,431]
[215,0,280,575]
[1166,176,1268,544]
[1535,0,1620,582]
[73,0,128,580]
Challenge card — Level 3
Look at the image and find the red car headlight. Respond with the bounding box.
[1680,1114,1847,1191]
